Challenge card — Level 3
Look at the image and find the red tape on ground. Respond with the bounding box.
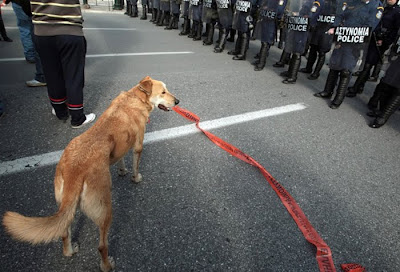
[172,106,365,272]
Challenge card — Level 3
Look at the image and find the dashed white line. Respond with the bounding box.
[0,103,307,176]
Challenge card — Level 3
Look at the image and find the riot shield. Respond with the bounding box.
[202,0,219,23]
[284,0,319,54]
[232,0,254,33]
[189,0,203,21]
[216,0,233,28]
[309,0,337,51]
[254,0,287,43]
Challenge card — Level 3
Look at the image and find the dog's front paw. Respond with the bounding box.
[132,173,142,183]
[100,256,115,272]
[118,168,128,176]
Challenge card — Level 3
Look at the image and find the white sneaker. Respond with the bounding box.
[71,113,96,129]
[26,79,47,87]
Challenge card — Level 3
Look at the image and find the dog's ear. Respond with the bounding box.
[139,76,153,95]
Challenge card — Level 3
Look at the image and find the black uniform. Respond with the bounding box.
[299,0,336,79]
[347,1,400,97]
[281,0,322,84]
[314,0,382,109]
[368,31,400,128]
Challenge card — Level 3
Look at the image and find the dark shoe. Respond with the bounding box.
[299,68,312,73]
[330,70,351,109]
[273,51,290,68]
[314,69,340,98]
[254,42,270,71]
[282,53,301,84]
[3,37,13,42]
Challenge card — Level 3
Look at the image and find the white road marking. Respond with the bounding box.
[0,103,307,176]
[0,52,194,62]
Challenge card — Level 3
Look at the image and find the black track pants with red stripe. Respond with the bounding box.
[34,34,87,126]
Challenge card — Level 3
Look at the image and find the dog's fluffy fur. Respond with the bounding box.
[2,76,179,272]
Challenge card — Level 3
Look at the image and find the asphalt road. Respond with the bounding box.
[0,7,399,272]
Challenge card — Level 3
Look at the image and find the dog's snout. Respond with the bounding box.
[175,98,180,105]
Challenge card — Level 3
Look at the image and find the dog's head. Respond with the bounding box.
[139,76,179,111]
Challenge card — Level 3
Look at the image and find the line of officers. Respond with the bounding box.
[126,0,400,128]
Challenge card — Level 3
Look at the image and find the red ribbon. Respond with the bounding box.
[172,106,365,272]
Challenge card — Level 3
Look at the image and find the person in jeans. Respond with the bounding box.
[0,2,13,42]
[31,0,95,128]
[5,0,35,62]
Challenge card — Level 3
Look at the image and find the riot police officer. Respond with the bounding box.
[252,0,287,71]
[214,0,234,52]
[368,29,400,128]
[347,0,400,97]
[299,0,336,79]
[228,0,259,60]
[314,0,382,109]
[188,0,204,40]
[202,0,219,44]
[280,0,322,84]
[141,0,149,19]
[158,0,171,26]
[165,0,181,29]
[180,0,192,34]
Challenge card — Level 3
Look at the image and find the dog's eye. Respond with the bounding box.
[162,91,166,94]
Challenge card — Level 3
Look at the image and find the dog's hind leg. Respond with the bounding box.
[54,170,79,256]
[62,226,79,256]
[132,150,142,183]
[80,172,115,272]
[117,158,128,176]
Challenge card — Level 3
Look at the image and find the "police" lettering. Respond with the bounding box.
[235,0,251,12]
[317,15,335,23]
[287,16,308,32]
[259,10,276,19]
[335,26,370,43]
[216,0,229,8]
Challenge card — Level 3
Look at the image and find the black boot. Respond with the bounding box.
[367,81,388,111]
[188,20,197,38]
[179,17,190,35]
[308,53,325,80]
[254,42,270,71]
[131,4,138,17]
[214,28,227,53]
[193,22,203,40]
[347,63,372,97]
[172,14,179,29]
[156,10,163,25]
[330,70,351,109]
[163,12,170,26]
[232,33,248,60]
[273,50,290,68]
[369,90,400,128]
[227,29,236,42]
[368,62,382,82]
[282,53,301,84]
[227,34,242,55]
[149,8,156,22]
[140,5,147,20]
[314,69,340,98]
[203,23,214,45]
[300,45,317,74]
[165,13,175,29]
[126,2,131,16]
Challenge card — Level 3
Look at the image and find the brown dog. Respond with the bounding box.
[2,76,179,272]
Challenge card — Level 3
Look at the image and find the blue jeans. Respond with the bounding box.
[12,3,45,83]
[11,2,35,60]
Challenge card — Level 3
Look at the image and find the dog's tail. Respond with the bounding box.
[2,185,80,244]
